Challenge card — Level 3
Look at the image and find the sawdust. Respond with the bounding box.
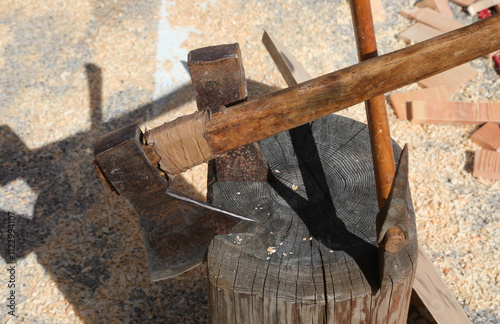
[0,0,498,322]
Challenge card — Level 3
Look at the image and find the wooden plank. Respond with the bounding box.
[415,8,464,32]
[400,8,421,20]
[414,250,472,324]
[389,86,449,120]
[398,22,442,43]
[416,0,439,11]
[409,100,500,124]
[471,122,500,151]
[399,13,494,59]
[450,0,475,7]
[434,0,455,17]
[262,31,312,86]
[416,0,454,17]
[468,0,500,15]
[473,149,500,180]
[370,0,387,22]
[418,64,478,94]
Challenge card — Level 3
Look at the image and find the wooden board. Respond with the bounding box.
[409,100,500,124]
[473,149,500,180]
[370,0,387,22]
[389,86,449,120]
[416,0,454,17]
[400,8,421,20]
[398,15,494,59]
[450,0,475,7]
[413,250,472,324]
[468,0,500,15]
[471,122,500,151]
[415,8,464,32]
[262,31,312,86]
[434,0,455,17]
[418,64,478,94]
[398,22,442,43]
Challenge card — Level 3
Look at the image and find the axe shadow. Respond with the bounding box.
[0,62,281,322]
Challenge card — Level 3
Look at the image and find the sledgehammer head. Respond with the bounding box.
[93,123,255,280]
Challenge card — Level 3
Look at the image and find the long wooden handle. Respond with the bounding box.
[350,0,396,209]
[206,15,499,154]
[146,15,500,176]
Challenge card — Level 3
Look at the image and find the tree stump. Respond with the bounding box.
[207,115,418,323]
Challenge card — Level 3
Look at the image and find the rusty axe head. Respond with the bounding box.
[93,123,255,281]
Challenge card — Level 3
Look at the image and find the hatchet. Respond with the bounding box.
[94,15,500,281]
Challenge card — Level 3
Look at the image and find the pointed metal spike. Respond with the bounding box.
[376,144,409,247]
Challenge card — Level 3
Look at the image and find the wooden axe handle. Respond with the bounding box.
[146,15,500,176]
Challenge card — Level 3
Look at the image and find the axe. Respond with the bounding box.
[94,15,500,281]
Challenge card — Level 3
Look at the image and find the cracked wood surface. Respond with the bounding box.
[207,115,418,323]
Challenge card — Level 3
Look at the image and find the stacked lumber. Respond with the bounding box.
[392,2,500,181]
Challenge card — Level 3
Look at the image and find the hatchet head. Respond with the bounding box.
[93,123,256,281]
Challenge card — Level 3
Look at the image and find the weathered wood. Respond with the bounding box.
[409,100,500,124]
[204,15,500,156]
[187,43,268,184]
[389,86,449,120]
[418,64,478,94]
[413,250,472,324]
[471,122,500,151]
[207,115,418,323]
[262,31,471,323]
[473,149,500,180]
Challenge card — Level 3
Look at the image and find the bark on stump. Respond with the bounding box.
[207,115,418,323]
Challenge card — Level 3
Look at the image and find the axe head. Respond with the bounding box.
[94,124,255,281]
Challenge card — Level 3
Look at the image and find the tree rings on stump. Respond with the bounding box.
[207,114,418,323]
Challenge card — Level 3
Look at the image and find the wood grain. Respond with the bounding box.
[205,15,500,156]
[471,122,500,151]
[418,64,478,94]
[473,149,500,180]
[261,31,454,323]
[207,115,418,323]
[413,250,472,324]
[389,86,449,120]
[409,101,500,124]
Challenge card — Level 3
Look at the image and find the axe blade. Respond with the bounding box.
[94,124,256,281]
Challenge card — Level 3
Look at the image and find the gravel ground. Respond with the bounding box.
[0,0,498,323]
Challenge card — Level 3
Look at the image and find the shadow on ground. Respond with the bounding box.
[0,63,280,322]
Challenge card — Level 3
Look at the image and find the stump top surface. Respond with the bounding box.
[209,114,417,301]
